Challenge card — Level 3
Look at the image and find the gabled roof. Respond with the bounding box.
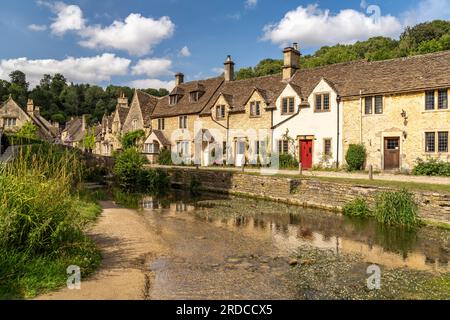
[136,90,159,126]
[201,74,286,115]
[152,77,224,118]
[291,50,450,98]
[151,130,171,146]
[117,106,129,124]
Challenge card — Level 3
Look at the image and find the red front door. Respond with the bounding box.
[300,140,313,169]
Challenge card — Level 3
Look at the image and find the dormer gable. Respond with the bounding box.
[169,86,185,105]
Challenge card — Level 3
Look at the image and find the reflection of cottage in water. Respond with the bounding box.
[142,196,194,213]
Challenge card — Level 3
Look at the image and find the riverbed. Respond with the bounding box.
[38,190,450,300]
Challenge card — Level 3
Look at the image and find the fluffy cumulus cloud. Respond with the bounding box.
[179,46,191,57]
[37,1,86,36]
[401,0,450,27]
[128,78,175,91]
[0,53,130,88]
[78,14,175,56]
[262,4,403,47]
[131,58,173,77]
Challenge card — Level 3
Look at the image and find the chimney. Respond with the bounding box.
[53,121,60,130]
[34,106,40,115]
[117,92,128,107]
[175,73,184,86]
[27,99,34,114]
[224,55,235,81]
[82,115,86,132]
[282,43,301,81]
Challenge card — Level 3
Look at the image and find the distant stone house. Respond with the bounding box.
[0,96,59,142]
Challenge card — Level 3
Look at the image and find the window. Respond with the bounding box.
[132,119,138,130]
[425,91,435,110]
[255,140,266,155]
[438,89,448,110]
[374,96,383,114]
[315,93,330,112]
[190,91,200,102]
[425,132,436,152]
[250,101,261,117]
[216,105,225,119]
[169,95,178,105]
[364,96,373,114]
[438,132,449,153]
[177,141,189,157]
[324,139,332,156]
[144,142,160,154]
[223,141,227,156]
[282,97,295,114]
[386,139,399,150]
[157,118,165,130]
[179,116,187,129]
[236,140,246,155]
[278,140,289,154]
[5,118,17,127]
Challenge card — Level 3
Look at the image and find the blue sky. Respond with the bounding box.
[0,0,448,90]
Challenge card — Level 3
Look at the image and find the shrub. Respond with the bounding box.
[158,148,173,165]
[113,148,147,189]
[121,130,145,149]
[345,144,366,171]
[342,198,372,218]
[137,168,170,194]
[412,158,450,176]
[278,153,299,169]
[374,188,420,228]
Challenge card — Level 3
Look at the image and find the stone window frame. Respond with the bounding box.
[249,101,261,118]
[438,89,449,110]
[323,138,332,156]
[169,95,178,106]
[132,119,138,130]
[157,118,165,130]
[189,91,203,103]
[278,139,289,154]
[438,131,449,153]
[216,105,226,120]
[179,115,188,129]
[4,117,17,127]
[144,142,160,154]
[281,96,295,115]
[314,92,331,113]
[363,95,384,115]
[425,132,436,153]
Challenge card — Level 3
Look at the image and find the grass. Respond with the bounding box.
[0,144,103,299]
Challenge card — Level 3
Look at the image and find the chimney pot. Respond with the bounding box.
[224,55,235,81]
[175,73,184,86]
[82,115,87,132]
[27,99,34,113]
[282,44,301,81]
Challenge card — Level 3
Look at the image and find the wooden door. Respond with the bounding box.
[300,140,313,169]
[384,137,400,170]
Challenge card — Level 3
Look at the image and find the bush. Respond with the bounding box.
[345,144,366,171]
[137,168,170,194]
[278,153,299,169]
[121,130,145,149]
[158,148,173,165]
[412,158,450,176]
[342,198,372,218]
[374,189,420,227]
[113,148,148,189]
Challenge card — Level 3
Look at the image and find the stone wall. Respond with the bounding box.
[164,167,450,225]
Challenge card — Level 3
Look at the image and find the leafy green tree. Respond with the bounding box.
[121,130,146,149]
[16,121,38,140]
[8,71,28,107]
[83,128,96,153]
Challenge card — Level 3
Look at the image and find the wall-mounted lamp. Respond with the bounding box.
[403,131,408,139]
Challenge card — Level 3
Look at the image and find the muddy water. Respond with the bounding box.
[126,191,450,300]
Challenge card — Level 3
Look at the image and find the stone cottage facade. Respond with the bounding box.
[86,47,450,172]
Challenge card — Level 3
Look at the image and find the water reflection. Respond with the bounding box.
[134,191,450,273]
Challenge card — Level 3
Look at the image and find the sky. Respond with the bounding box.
[0,0,449,90]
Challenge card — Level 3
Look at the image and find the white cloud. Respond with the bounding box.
[78,14,175,56]
[42,1,86,36]
[245,0,258,9]
[262,4,403,48]
[131,58,173,77]
[179,46,191,57]
[28,24,48,32]
[401,0,450,27]
[211,67,224,74]
[129,78,175,90]
[0,53,130,88]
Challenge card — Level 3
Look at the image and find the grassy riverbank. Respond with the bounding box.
[0,145,103,299]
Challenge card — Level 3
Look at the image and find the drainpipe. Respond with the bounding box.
[336,95,341,168]
[359,89,363,144]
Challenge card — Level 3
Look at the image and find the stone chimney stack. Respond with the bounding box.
[34,106,40,115]
[53,121,60,130]
[27,99,34,114]
[282,43,301,81]
[117,92,128,107]
[175,73,184,86]
[82,115,87,132]
[224,55,235,82]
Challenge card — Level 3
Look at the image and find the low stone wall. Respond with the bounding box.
[163,167,450,225]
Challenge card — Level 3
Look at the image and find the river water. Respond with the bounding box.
[119,191,450,299]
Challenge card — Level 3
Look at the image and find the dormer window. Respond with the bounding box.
[169,95,178,105]
[216,105,226,120]
[250,101,261,117]
[190,91,202,102]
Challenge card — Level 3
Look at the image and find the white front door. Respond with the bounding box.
[235,139,245,167]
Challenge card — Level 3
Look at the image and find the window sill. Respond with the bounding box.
[281,112,295,116]
[249,115,262,118]
[422,109,450,114]
[314,109,331,113]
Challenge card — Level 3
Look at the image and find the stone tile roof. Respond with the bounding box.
[151,77,224,118]
[201,74,286,115]
[291,50,450,98]
[152,130,171,146]
[117,106,129,124]
[136,90,160,126]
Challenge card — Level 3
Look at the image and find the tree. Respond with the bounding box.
[16,121,38,140]
[9,70,28,107]
[121,130,146,149]
[83,128,96,153]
